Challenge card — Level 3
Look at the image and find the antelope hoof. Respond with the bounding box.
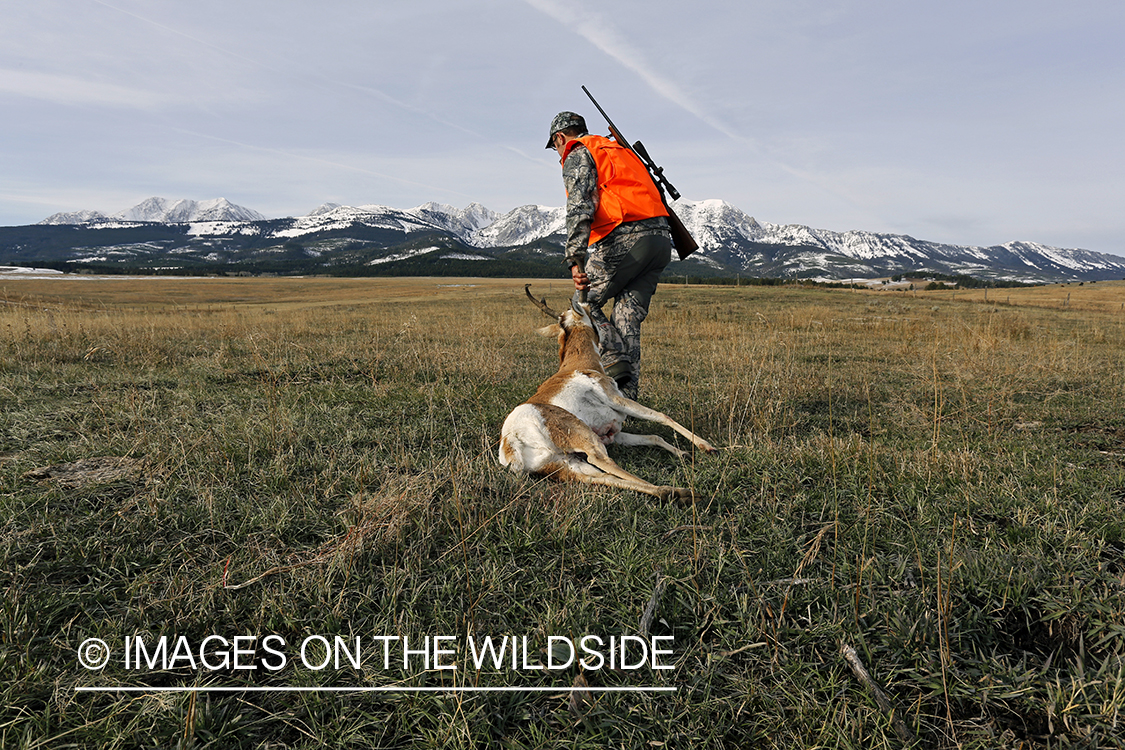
[673,487,696,504]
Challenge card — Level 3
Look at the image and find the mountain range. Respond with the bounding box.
[5,196,1124,283]
[41,197,267,225]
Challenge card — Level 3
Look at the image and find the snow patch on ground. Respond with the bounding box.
[0,266,65,278]
[366,247,439,265]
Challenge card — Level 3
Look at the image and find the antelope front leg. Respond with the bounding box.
[609,393,717,454]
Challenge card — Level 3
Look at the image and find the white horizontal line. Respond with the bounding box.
[76,686,676,694]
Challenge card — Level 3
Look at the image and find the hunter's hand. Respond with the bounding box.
[571,264,589,292]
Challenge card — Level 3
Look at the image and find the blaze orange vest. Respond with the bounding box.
[562,135,668,245]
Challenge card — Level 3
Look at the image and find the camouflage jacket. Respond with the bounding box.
[561,142,669,268]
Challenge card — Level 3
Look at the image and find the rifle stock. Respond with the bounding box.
[664,205,698,260]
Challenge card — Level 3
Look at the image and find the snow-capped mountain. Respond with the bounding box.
[273,202,501,241]
[18,197,1125,282]
[306,203,342,217]
[273,204,438,238]
[273,202,562,249]
[466,205,565,247]
[417,202,500,235]
[37,209,112,225]
[40,197,265,225]
[118,197,266,223]
[668,199,1125,282]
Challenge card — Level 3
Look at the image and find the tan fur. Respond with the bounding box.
[498,295,716,501]
[555,323,603,372]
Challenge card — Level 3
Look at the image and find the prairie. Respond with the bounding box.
[2,276,1124,748]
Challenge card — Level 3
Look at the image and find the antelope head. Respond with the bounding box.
[524,285,601,365]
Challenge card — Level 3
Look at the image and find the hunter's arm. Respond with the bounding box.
[561,144,597,268]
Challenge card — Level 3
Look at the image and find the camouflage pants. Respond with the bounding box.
[574,228,672,398]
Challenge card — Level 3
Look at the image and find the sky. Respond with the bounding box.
[3,0,1124,257]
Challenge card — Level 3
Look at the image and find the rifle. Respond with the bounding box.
[582,86,698,260]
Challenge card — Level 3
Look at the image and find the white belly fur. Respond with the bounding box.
[545,372,625,444]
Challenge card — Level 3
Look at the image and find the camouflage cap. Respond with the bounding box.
[545,111,587,149]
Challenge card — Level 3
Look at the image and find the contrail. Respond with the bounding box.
[333,81,545,166]
[520,0,874,212]
[521,0,746,143]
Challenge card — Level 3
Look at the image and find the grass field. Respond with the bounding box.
[2,276,1124,749]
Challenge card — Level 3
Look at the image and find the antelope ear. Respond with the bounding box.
[537,324,563,338]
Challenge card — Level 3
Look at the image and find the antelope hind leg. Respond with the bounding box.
[555,408,699,501]
[592,474,696,504]
[567,453,697,504]
[526,403,696,501]
[541,460,679,501]
[613,431,688,458]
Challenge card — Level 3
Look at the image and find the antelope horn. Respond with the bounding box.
[524,284,561,319]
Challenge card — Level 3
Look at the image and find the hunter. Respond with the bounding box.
[546,110,673,400]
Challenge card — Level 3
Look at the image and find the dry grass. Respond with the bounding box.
[1,275,570,310]
[907,278,1125,313]
[2,276,1124,748]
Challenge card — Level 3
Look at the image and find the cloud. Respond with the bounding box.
[0,69,171,109]
[164,127,478,201]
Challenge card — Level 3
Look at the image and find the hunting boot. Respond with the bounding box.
[606,361,638,400]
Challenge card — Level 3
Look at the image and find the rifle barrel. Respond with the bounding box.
[582,86,624,140]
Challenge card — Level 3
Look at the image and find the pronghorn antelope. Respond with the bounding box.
[498,286,716,501]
